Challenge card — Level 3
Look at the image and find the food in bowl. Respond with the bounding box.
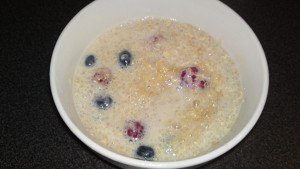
[73,18,244,161]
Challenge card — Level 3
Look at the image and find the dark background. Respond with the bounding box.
[1,0,299,168]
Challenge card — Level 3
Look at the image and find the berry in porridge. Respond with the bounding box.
[136,145,155,160]
[94,95,113,110]
[92,67,112,85]
[125,120,145,141]
[85,54,96,67]
[180,66,209,89]
[119,50,132,68]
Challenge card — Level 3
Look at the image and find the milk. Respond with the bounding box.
[73,18,244,161]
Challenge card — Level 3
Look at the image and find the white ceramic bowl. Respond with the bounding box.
[50,0,269,168]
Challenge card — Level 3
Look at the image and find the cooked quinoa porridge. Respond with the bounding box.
[73,18,244,161]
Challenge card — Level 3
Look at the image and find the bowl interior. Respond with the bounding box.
[50,0,268,168]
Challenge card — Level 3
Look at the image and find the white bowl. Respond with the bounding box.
[50,0,269,168]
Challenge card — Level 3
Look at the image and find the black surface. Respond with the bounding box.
[1,0,299,168]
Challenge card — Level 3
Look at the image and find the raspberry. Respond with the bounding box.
[92,67,112,85]
[148,33,164,44]
[125,120,145,141]
[180,66,209,89]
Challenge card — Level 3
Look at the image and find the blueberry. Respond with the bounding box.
[119,50,132,68]
[136,145,155,160]
[85,55,95,67]
[94,95,112,110]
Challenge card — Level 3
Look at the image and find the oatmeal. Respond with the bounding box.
[73,18,244,161]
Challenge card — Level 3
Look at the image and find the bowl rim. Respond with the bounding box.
[50,0,269,168]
